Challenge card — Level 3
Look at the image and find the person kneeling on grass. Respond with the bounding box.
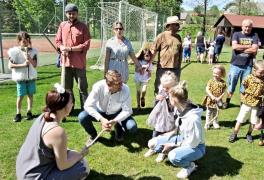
[229,60,264,143]
[16,83,90,180]
[78,70,137,143]
[144,81,205,179]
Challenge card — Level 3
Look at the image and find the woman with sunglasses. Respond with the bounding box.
[104,21,142,83]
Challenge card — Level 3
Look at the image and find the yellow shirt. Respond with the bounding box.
[152,31,182,68]
[241,74,264,107]
[205,79,226,108]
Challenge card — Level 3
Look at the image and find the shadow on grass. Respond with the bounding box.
[98,128,153,153]
[219,120,237,128]
[88,170,162,180]
[188,146,243,179]
[133,107,153,116]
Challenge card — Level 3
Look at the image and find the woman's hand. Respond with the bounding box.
[162,143,175,154]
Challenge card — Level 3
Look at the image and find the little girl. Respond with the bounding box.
[208,42,215,64]
[145,71,177,162]
[134,48,153,110]
[203,65,226,129]
[229,60,264,143]
[8,31,38,122]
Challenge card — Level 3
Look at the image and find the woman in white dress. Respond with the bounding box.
[104,21,142,83]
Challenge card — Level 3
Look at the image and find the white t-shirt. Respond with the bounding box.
[208,46,215,55]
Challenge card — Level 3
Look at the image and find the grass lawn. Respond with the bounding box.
[0,45,264,180]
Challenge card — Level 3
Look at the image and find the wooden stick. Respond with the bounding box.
[85,129,106,148]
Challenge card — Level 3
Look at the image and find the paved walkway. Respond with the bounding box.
[0,73,12,83]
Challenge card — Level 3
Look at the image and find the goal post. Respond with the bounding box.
[90,0,158,70]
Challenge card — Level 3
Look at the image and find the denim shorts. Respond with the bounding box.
[227,64,252,94]
[183,47,191,58]
[196,46,205,54]
[17,80,36,97]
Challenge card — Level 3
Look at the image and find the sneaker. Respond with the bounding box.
[213,121,220,129]
[229,133,238,143]
[144,149,156,157]
[13,114,22,122]
[176,162,197,179]
[26,111,33,120]
[155,153,166,163]
[246,134,253,143]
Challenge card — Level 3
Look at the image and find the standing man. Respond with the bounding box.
[152,16,182,95]
[224,19,259,108]
[55,3,90,110]
[78,70,137,142]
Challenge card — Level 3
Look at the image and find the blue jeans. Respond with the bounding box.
[153,135,205,168]
[78,111,137,139]
[227,64,252,94]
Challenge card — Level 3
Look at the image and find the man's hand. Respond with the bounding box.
[100,117,116,131]
[162,143,175,154]
[156,94,165,101]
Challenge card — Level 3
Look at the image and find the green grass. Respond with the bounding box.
[0,45,264,180]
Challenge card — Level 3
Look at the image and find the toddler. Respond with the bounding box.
[8,31,38,122]
[203,65,226,129]
[208,42,215,64]
[134,48,153,110]
[229,60,264,143]
[145,71,177,162]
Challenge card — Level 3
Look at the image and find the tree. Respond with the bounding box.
[224,0,262,15]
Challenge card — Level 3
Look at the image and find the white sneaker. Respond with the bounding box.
[176,162,197,179]
[155,153,166,163]
[213,121,220,129]
[204,123,210,130]
[144,149,156,157]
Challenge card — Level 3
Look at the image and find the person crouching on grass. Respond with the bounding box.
[8,31,38,122]
[134,48,153,111]
[229,60,264,143]
[145,81,205,179]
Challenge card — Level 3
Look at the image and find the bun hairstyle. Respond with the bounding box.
[43,83,71,122]
[17,31,31,45]
[169,80,188,103]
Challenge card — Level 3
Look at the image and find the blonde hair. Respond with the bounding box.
[160,71,177,86]
[169,81,188,103]
[213,65,226,78]
[242,19,253,27]
[105,70,122,83]
[253,60,264,75]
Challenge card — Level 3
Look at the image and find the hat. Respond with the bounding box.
[165,16,179,28]
[65,3,78,13]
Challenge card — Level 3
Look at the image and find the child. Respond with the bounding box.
[255,97,264,130]
[145,71,177,162]
[8,31,38,122]
[182,33,192,63]
[134,48,153,110]
[229,60,264,143]
[203,65,226,129]
[208,42,215,64]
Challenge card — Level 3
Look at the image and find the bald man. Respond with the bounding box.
[225,19,259,108]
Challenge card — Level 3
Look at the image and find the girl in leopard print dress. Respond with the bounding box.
[203,65,226,129]
[229,60,264,143]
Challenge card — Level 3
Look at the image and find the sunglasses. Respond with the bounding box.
[115,28,123,31]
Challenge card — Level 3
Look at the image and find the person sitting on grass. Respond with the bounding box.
[229,60,264,143]
[134,48,153,111]
[145,81,205,179]
[203,65,226,130]
[78,70,137,143]
[8,31,38,122]
[16,83,90,180]
[144,71,177,163]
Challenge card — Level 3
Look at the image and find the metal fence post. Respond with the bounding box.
[0,4,5,73]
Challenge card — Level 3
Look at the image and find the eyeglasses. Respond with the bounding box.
[115,28,123,31]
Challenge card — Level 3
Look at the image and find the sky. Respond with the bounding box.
[181,0,264,11]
